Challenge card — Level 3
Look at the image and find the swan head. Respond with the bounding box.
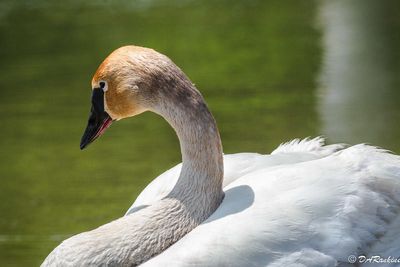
[80,45,189,149]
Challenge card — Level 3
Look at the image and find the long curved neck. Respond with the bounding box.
[152,81,224,217]
[42,60,226,267]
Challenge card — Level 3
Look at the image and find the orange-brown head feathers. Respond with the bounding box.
[91,46,158,120]
[90,45,200,122]
[91,46,166,120]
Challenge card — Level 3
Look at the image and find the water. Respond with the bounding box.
[0,0,399,265]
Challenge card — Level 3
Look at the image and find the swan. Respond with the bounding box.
[42,46,400,267]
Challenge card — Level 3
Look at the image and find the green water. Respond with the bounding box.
[0,0,399,265]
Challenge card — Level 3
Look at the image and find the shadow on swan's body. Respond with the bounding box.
[42,46,400,267]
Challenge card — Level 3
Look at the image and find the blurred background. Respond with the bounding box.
[0,0,399,265]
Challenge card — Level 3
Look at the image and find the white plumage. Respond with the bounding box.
[141,144,400,267]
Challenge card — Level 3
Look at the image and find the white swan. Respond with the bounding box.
[42,46,400,267]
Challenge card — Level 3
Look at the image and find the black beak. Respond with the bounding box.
[80,88,113,150]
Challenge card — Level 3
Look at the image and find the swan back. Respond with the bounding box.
[142,145,400,266]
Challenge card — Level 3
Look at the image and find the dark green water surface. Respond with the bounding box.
[0,0,399,265]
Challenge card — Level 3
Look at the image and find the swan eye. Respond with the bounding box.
[99,81,108,92]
